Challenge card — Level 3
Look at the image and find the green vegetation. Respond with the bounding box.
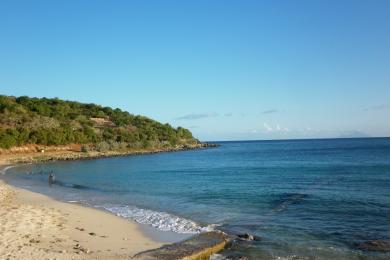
[0,95,198,150]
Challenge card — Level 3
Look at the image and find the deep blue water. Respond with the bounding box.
[3,138,390,259]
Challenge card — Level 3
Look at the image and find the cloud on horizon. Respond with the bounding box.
[263,123,273,131]
[175,113,218,120]
[263,122,289,132]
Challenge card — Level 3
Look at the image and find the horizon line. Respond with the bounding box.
[203,136,390,143]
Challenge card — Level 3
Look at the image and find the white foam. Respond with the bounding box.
[101,205,214,234]
[1,165,16,175]
[210,254,228,260]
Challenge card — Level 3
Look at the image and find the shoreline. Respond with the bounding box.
[0,163,166,259]
[1,166,192,243]
[0,147,194,259]
[0,145,227,260]
[0,142,218,165]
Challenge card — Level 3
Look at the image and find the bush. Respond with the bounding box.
[81,145,89,153]
[0,95,198,150]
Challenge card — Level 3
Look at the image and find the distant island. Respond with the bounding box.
[0,95,213,162]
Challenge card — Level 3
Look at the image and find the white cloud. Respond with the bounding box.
[264,123,290,133]
[263,123,273,131]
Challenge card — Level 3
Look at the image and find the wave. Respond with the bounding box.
[101,204,215,234]
[0,165,16,175]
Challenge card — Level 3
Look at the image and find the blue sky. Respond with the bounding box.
[1,0,389,141]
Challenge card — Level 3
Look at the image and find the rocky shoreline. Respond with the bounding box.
[1,142,219,165]
[134,231,229,260]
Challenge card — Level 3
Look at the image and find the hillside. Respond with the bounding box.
[0,95,199,151]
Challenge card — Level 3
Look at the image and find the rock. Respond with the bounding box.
[88,232,96,236]
[253,235,262,241]
[237,233,253,241]
[134,231,229,260]
[236,233,262,242]
[227,256,250,260]
[354,240,390,252]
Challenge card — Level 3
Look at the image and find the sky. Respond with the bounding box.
[1,0,389,141]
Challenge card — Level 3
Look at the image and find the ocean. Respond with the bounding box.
[3,138,390,259]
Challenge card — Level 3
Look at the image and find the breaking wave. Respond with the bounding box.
[1,165,16,175]
[101,204,214,234]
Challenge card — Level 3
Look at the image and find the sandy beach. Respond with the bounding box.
[0,160,163,260]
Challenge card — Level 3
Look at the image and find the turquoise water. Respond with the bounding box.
[3,138,390,259]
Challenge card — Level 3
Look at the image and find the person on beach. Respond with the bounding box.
[48,172,55,186]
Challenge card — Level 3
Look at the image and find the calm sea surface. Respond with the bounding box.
[3,138,390,259]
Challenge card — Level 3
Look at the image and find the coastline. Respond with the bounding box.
[0,162,165,259]
[0,142,217,165]
[0,144,226,260]
[0,147,192,260]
